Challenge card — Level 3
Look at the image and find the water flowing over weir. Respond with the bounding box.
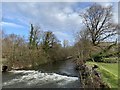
[2,59,81,88]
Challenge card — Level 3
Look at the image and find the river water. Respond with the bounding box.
[2,59,81,88]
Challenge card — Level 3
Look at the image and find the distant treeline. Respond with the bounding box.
[2,24,74,69]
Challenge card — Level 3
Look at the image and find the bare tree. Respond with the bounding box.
[2,33,27,68]
[80,4,117,46]
[75,29,92,63]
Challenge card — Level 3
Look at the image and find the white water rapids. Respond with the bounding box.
[3,70,79,88]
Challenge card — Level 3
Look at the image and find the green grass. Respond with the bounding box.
[86,61,118,88]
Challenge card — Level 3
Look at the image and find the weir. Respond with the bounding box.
[2,59,81,88]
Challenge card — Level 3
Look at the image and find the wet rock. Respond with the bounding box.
[75,65,80,70]
[93,69,101,77]
[92,64,99,70]
[2,66,8,72]
[100,82,110,88]
[81,71,90,79]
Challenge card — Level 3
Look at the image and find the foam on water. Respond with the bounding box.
[3,70,78,87]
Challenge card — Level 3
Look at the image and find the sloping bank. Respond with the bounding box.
[86,62,118,88]
[76,63,109,88]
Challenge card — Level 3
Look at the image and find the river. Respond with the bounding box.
[2,59,81,88]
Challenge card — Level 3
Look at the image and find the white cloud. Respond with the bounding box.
[1,22,24,28]
[53,31,70,38]
[97,2,118,23]
[63,7,73,14]
[3,2,82,31]
[2,0,119,2]
[113,3,118,23]
[56,12,67,22]
[99,2,113,7]
[53,31,75,45]
[2,2,118,44]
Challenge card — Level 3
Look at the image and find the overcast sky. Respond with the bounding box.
[1,2,118,45]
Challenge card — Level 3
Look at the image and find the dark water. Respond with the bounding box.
[2,59,81,88]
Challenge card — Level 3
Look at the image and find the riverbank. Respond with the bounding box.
[2,57,72,71]
[86,61,118,88]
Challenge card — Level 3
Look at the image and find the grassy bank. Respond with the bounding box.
[86,61,118,88]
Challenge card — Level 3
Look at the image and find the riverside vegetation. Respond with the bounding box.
[2,25,74,70]
[2,3,119,88]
